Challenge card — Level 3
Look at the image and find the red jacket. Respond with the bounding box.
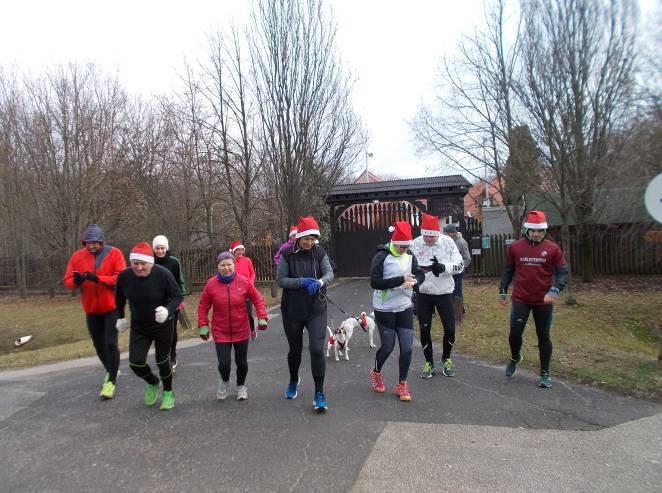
[197,274,268,343]
[63,246,126,314]
[234,256,256,284]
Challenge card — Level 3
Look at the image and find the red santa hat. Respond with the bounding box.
[389,221,413,246]
[288,226,298,238]
[295,216,320,238]
[229,240,245,253]
[523,210,548,230]
[420,212,440,236]
[130,242,154,263]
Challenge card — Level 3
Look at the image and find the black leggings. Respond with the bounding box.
[374,308,415,382]
[283,310,327,391]
[509,301,554,373]
[170,310,180,359]
[416,292,456,363]
[129,321,174,391]
[86,311,120,383]
[215,340,249,386]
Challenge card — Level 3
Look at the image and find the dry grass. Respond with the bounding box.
[0,284,281,370]
[435,276,662,401]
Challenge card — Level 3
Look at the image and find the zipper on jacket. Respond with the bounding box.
[227,284,232,341]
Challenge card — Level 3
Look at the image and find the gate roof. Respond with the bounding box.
[325,175,471,204]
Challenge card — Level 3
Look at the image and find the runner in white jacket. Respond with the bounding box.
[410,213,464,378]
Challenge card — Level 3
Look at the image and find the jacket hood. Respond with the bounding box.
[81,224,105,245]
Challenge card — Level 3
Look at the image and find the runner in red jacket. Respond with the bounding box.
[229,239,257,336]
[197,251,268,401]
[63,224,126,399]
[499,211,568,388]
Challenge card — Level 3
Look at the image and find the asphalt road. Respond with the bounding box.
[1,279,660,492]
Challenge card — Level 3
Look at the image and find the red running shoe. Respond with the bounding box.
[370,369,386,393]
[394,381,411,401]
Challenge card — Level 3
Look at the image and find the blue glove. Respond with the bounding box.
[306,279,322,296]
[300,277,316,290]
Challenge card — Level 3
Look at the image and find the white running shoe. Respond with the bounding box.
[217,380,229,400]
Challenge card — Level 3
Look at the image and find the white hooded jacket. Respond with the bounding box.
[411,234,464,295]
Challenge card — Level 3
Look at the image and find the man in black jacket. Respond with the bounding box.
[115,242,182,410]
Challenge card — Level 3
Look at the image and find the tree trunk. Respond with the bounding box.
[560,219,576,305]
[17,252,26,299]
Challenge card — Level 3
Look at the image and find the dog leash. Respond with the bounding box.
[323,294,368,333]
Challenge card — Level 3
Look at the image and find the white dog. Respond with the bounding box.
[340,312,376,349]
[326,326,348,361]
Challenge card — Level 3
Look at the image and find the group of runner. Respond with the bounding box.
[64,209,567,411]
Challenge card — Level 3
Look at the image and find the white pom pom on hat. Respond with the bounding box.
[388,225,395,233]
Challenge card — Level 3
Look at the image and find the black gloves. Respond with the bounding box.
[73,272,84,286]
[84,272,99,283]
[430,256,445,277]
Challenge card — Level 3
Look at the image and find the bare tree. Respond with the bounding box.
[413,0,529,233]
[0,68,31,296]
[249,0,363,234]
[200,28,264,243]
[19,64,129,288]
[518,0,639,287]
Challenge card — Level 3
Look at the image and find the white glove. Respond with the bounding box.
[155,306,169,324]
[116,318,129,333]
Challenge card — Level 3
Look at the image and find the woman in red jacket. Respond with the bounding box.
[197,251,268,401]
[229,239,257,335]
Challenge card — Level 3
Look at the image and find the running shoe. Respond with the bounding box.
[419,362,435,379]
[285,377,300,399]
[144,382,159,406]
[100,381,116,400]
[217,380,229,400]
[370,369,386,393]
[313,391,328,412]
[441,358,455,377]
[236,385,248,401]
[160,390,175,410]
[394,381,411,401]
[538,371,552,388]
[505,354,523,378]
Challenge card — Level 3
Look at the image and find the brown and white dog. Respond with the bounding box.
[340,312,376,349]
[326,325,349,361]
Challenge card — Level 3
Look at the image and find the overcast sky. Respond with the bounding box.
[0,0,657,180]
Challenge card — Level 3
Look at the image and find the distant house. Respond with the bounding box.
[354,169,382,184]
[527,187,652,229]
[464,178,505,220]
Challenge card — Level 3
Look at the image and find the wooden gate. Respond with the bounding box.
[334,202,423,277]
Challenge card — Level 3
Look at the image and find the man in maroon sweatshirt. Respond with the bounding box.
[499,211,568,388]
